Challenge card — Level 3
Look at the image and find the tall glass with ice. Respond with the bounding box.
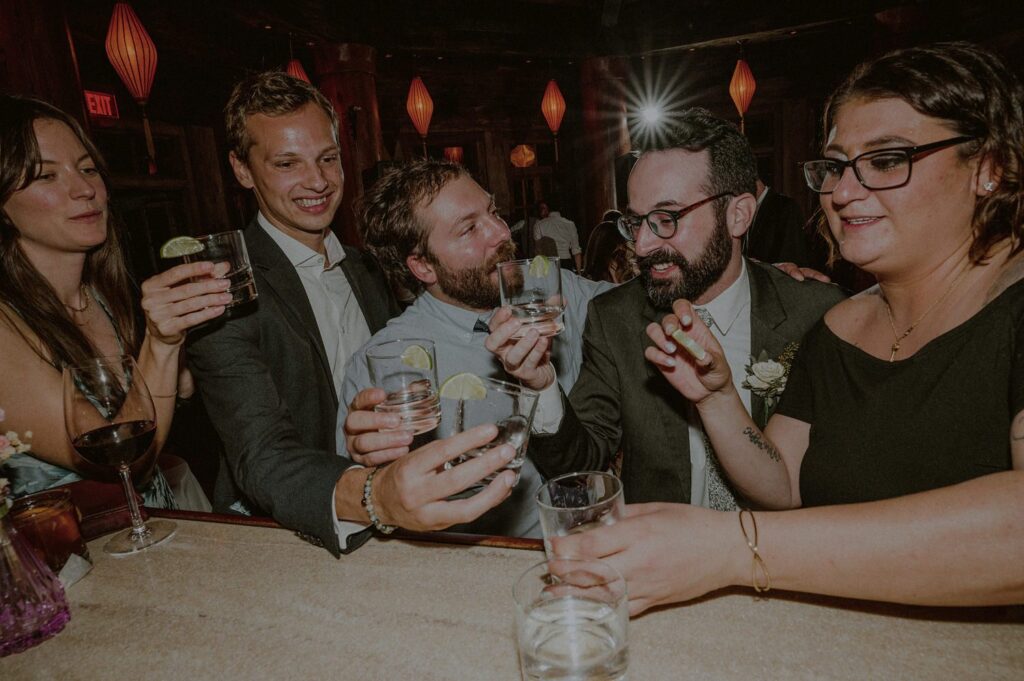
[366,339,441,435]
[498,256,565,338]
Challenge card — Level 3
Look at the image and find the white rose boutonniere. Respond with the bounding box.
[742,343,799,412]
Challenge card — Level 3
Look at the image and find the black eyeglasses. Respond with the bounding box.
[801,135,976,194]
[617,192,734,242]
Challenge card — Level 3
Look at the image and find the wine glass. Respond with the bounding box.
[62,355,176,555]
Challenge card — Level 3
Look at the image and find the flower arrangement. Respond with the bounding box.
[0,407,33,519]
[742,342,799,412]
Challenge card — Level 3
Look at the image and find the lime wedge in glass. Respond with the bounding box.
[439,372,487,400]
[159,236,204,259]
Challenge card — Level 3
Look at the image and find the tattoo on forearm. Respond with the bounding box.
[1012,414,1024,442]
[743,427,781,462]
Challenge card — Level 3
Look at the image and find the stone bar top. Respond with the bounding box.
[6,515,1024,680]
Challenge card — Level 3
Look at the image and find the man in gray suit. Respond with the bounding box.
[188,72,518,555]
[495,108,845,510]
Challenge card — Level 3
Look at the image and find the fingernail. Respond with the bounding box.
[665,342,676,353]
[665,357,676,366]
[681,315,693,326]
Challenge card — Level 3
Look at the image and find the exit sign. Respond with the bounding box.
[84,90,119,119]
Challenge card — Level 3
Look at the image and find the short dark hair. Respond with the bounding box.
[357,158,467,302]
[634,107,758,213]
[224,70,339,162]
[821,41,1024,264]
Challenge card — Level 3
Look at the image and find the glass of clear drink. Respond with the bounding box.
[366,339,442,435]
[182,230,258,307]
[536,472,624,558]
[498,256,565,338]
[514,558,629,681]
[439,377,538,486]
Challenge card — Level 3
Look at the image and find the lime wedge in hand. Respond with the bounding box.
[439,372,487,400]
[159,236,204,258]
[400,344,432,370]
[527,255,551,278]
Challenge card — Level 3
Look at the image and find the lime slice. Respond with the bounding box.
[527,255,551,278]
[400,344,432,370]
[439,372,487,400]
[160,236,204,258]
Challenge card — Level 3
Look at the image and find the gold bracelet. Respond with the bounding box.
[738,509,771,593]
[150,391,178,399]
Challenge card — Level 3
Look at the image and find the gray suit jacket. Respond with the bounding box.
[530,260,846,505]
[187,219,398,555]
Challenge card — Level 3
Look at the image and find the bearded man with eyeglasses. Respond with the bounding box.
[502,107,846,510]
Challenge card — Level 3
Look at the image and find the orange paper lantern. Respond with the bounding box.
[105,3,157,103]
[286,59,311,84]
[105,2,159,173]
[510,144,537,168]
[443,147,464,164]
[541,79,567,134]
[729,59,757,132]
[406,77,434,138]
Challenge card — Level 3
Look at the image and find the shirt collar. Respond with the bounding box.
[257,212,347,270]
[417,291,494,341]
[700,259,750,336]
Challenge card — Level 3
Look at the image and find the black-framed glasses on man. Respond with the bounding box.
[617,192,734,242]
[801,135,977,194]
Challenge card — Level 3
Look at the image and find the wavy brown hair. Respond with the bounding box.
[819,41,1024,265]
[0,95,137,368]
[357,158,467,302]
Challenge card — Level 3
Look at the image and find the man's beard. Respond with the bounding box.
[637,212,733,309]
[430,240,517,311]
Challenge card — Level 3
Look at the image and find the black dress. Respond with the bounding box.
[774,278,1024,507]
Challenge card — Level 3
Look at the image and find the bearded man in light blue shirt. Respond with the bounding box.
[338,159,613,537]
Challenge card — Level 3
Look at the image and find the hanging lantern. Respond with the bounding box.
[443,147,464,164]
[286,59,311,84]
[406,76,434,156]
[105,2,159,174]
[729,59,756,134]
[540,79,567,162]
[510,144,537,169]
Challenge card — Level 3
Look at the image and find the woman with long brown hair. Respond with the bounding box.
[0,95,229,506]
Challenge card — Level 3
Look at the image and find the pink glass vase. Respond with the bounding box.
[0,510,71,657]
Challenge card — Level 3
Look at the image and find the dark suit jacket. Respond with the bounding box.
[746,189,818,269]
[530,260,846,505]
[187,219,398,555]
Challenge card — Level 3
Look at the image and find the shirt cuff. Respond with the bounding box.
[533,380,564,433]
[332,464,371,549]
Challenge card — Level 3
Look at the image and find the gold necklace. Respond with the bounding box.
[63,286,90,314]
[882,265,970,362]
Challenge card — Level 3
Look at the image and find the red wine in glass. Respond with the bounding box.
[63,355,176,555]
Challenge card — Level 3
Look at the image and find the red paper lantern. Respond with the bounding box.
[105,3,159,173]
[510,144,537,168]
[406,77,434,148]
[443,147,464,164]
[729,59,757,133]
[540,79,566,134]
[286,59,311,84]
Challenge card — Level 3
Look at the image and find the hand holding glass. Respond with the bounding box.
[498,257,565,338]
[62,355,176,555]
[440,377,538,486]
[182,230,257,307]
[536,471,624,558]
[366,339,441,435]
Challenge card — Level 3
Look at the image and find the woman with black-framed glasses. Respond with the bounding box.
[555,41,1024,615]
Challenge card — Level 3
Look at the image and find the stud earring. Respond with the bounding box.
[984,181,996,192]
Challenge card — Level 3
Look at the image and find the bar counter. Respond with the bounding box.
[7,512,1024,680]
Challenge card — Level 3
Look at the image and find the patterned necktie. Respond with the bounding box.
[691,307,739,511]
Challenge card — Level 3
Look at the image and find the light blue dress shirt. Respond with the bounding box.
[338,270,613,538]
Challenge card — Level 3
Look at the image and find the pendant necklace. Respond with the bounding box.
[882,265,970,362]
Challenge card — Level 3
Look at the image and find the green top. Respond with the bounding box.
[776,278,1024,507]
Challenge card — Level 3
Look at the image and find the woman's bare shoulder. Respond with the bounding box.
[823,284,881,330]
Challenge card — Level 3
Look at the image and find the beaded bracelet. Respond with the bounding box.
[362,467,397,535]
[738,509,771,593]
